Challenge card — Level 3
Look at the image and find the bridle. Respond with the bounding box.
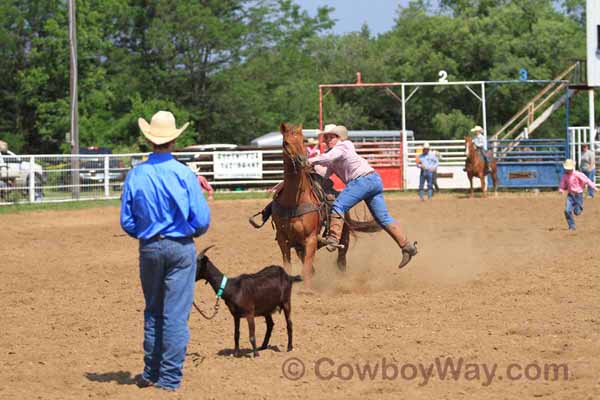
[282,141,317,204]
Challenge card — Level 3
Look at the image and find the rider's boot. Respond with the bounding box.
[383,222,418,269]
[320,213,344,251]
[485,162,492,174]
[249,202,272,229]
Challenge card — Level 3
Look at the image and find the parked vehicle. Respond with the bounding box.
[78,147,126,190]
[0,146,45,200]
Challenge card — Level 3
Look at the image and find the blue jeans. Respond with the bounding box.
[564,193,583,230]
[139,236,197,390]
[583,169,595,198]
[419,170,433,200]
[478,147,489,164]
[332,172,394,227]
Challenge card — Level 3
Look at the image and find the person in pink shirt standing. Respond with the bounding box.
[197,175,214,201]
[559,159,598,230]
[307,124,417,265]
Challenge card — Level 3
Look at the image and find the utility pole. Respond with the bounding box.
[68,0,80,198]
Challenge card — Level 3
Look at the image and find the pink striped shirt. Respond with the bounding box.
[308,140,374,184]
[197,175,214,195]
[559,170,596,194]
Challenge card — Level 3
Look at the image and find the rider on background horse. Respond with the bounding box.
[470,125,492,174]
[307,124,417,262]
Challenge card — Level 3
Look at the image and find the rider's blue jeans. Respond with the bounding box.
[564,192,583,230]
[139,236,197,390]
[332,172,394,227]
[478,147,489,164]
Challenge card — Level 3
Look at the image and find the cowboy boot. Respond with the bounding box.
[383,222,418,269]
[249,202,272,229]
[321,213,345,251]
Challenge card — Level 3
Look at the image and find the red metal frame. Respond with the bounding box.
[318,73,405,189]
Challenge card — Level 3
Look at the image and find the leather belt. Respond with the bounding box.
[358,171,376,179]
[140,235,192,245]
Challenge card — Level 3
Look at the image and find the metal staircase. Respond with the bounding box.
[491,62,582,141]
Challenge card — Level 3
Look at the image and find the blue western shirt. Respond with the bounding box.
[120,153,210,240]
[419,151,439,171]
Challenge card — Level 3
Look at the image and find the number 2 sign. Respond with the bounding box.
[438,70,448,83]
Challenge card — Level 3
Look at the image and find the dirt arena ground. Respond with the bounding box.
[1,193,600,400]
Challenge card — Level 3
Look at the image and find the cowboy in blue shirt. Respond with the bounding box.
[418,142,439,200]
[120,111,210,392]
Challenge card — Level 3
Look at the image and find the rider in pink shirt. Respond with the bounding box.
[307,124,417,267]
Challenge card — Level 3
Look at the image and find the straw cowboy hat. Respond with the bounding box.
[422,142,431,149]
[470,125,484,134]
[320,124,348,141]
[563,159,575,171]
[138,111,190,145]
[319,124,337,135]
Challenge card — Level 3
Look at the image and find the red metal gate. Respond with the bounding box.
[329,141,403,191]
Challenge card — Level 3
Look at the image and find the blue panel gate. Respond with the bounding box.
[489,139,566,188]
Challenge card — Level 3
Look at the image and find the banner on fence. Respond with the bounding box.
[213,151,263,179]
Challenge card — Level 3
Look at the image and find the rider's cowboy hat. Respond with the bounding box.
[320,124,348,141]
[422,142,431,149]
[470,125,484,134]
[563,159,575,171]
[138,111,190,145]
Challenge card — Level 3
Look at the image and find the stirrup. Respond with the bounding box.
[318,236,345,252]
[248,212,266,229]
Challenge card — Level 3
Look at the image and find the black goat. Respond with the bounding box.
[195,246,302,357]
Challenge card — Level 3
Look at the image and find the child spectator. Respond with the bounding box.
[559,159,598,230]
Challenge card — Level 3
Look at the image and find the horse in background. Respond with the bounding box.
[464,136,498,197]
[272,123,379,290]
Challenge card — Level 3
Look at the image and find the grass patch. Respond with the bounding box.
[0,199,121,215]
[0,191,272,215]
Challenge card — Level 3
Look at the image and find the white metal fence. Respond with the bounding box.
[568,126,600,184]
[0,150,288,205]
[1,127,597,205]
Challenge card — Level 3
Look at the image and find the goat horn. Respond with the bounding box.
[198,245,216,258]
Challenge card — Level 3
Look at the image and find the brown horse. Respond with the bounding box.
[464,136,498,196]
[272,123,378,290]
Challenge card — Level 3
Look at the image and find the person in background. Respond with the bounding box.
[120,110,210,392]
[579,144,596,198]
[305,137,321,158]
[432,149,442,193]
[559,158,598,231]
[197,174,214,201]
[417,142,439,201]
